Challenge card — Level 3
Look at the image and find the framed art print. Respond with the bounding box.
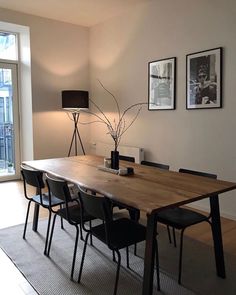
[186,47,222,109]
[148,57,176,110]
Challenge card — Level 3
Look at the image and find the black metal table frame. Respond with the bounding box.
[142,194,225,294]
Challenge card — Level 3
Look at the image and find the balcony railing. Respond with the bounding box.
[0,123,14,175]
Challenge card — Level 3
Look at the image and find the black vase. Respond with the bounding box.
[111,150,119,170]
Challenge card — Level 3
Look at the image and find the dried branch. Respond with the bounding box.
[79,120,108,125]
[80,81,153,151]
[119,106,143,138]
[97,79,121,121]
[89,97,113,129]
[79,109,111,128]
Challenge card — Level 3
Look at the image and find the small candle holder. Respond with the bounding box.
[104,157,111,168]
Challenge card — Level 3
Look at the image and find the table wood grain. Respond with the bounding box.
[23,155,236,214]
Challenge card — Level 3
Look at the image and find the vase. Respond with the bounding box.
[111,150,119,170]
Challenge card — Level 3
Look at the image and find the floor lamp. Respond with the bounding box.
[62,90,89,156]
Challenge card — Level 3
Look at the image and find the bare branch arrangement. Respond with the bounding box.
[79,80,148,151]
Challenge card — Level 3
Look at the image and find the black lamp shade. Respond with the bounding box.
[62,90,89,110]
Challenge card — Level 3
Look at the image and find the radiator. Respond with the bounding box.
[95,142,144,164]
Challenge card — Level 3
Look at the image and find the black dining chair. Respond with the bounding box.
[77,187,160,295]
[157,168,217,284]
[119,154,135,163]
[21,165,65,255]
[45,174,95,280]
[141,160,170,171]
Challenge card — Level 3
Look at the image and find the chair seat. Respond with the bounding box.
[32,193,64,207]
[157,207,209,229]
[57,205,93,224]
[91,218,146,250]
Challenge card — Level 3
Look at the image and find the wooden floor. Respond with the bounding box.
[0,180,236,294]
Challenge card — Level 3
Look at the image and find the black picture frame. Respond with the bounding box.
[148,57,176,110]
[186,47,222,110]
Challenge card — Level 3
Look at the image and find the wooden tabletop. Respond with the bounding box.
[23,155,236,215]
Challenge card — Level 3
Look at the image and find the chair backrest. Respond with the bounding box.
[45,174,72,203]
[141,160,169,170]
[21,165,45,189]
[78,187,111,221]
[45,174,77,224]
[78,187,113,245]
[119,155,135,163]
[21,165,45,202]
[179,168,217,179]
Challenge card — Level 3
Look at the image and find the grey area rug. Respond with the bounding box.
[157,225,236,295]
[0,219,195,295]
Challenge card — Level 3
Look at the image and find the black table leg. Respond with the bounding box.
[142,213,156,295]
[32,203,39,231]
[210,195,226,278]
[32,187,40,232]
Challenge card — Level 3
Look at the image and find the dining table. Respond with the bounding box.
[23,155,236,295]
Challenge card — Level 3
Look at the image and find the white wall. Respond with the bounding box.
[89,0,236,218]
[0,7,90,159]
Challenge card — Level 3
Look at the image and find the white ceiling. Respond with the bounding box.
[0,0,151,27]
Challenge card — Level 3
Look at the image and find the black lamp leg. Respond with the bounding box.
[76,126,85,155]
[68,112,85,156]
[68,127,77,156]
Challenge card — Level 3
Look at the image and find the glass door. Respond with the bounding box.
[0,62,20,180]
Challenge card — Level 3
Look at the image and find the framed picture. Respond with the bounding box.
[148,57,176,110]
[186,47,222,109]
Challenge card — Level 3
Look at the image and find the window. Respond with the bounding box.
[0,32,18,61]
[0,31,19,179]
[0,21,33,181]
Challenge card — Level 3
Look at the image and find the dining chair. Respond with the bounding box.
[21,165,65,255]
[141,160,170,170]
[77,187,160,295]
[119,154,135,163]
[156,168,217,284]
[45,174,95,280]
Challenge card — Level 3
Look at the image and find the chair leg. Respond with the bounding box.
[59,204,64,229]
[134,243,137,256]
[23,201,32,239]
[129,210,139,256]
[154,239,160,291]
[167,225,172,244]
[113,250,121,295]
[112,250,116,262]
[70,225,79,281]
[178,229,185,284]
[79,222,84,241]
[47,213,57,256]
[44,210,52,255]
[173,227,177,247]
[126,247,130,268]
[78,232,90,283]
[89,220,93,246]
[60,217,64,229]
